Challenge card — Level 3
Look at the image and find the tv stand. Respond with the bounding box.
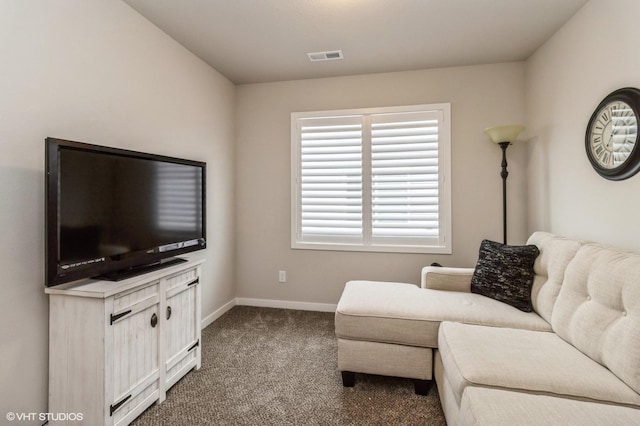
[96,257,187,281]
[46,259,203,426]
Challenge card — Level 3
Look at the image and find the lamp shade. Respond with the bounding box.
[484,125,525,144]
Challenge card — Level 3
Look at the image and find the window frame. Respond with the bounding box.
[291,103,451,254]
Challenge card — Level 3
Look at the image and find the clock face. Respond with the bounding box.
[585,88,640,180]
[588,100,638,169]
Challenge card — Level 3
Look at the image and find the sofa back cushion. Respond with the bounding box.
[552,243,640,394]
[526,232,583,323]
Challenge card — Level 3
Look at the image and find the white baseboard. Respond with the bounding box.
[200,297,337,329]
[201,298,236,329]
[236,297,337,313]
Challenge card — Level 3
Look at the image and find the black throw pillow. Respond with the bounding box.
[470,239,539,312]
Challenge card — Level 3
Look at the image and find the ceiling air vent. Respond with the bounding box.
[307,50,344,62]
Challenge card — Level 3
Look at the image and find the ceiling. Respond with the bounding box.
[123,0,589,85]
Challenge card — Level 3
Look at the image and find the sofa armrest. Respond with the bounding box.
[420,266,475,292]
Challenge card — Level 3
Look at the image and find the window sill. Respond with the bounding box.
[291,241,452,254]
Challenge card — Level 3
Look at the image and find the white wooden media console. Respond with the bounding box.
[45,259,203,426]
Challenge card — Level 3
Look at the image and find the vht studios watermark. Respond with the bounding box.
[6,412,84,422]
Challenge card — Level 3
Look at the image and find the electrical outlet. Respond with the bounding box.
[278,270,286,283]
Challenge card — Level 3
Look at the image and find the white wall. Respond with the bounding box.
[235,63,526,306]
[0,1,235,419]
[525,0,640,250]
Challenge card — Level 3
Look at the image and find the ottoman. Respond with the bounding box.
[335,277,552,395]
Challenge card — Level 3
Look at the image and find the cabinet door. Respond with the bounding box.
[164,267,200,389]
[109,283,161,426]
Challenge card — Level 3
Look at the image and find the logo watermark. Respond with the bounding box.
[6,412,84,422]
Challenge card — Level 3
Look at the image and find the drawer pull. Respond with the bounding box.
[110,310,131,325]
[110,394,131,416]
[187,277,199,287]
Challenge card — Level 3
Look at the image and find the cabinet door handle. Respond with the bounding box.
[150,313,158,328]
[110,310,131,325]
[110,394,131,416]
[166,306,172,320]
[187,340,200,352]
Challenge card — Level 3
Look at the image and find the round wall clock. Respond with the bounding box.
[585,87,640,180]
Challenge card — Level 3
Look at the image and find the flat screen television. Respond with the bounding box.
[45,137,206,287]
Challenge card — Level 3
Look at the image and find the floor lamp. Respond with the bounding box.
[484,124,525,245]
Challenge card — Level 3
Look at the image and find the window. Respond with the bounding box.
[291,104,451,254]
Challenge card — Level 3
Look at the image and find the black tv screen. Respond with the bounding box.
[46,138,206,287]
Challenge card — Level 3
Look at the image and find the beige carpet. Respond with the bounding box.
[132,306,446,425]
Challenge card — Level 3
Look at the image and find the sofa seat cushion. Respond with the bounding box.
[335,280,552,348]
[461,387,640,426]
[438,321,640,407]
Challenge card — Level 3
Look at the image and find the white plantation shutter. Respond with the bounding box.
[156,162,202,233]
[292,104,451,253]
[297,116,363,243]
[370,111,442,246]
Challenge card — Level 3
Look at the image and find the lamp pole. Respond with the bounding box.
[484,124,524,246]
[498,142,510,245]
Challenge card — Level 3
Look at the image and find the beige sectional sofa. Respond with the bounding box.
[335,232,640,425]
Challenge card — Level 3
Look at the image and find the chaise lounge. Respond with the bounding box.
[335,232,640,424]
